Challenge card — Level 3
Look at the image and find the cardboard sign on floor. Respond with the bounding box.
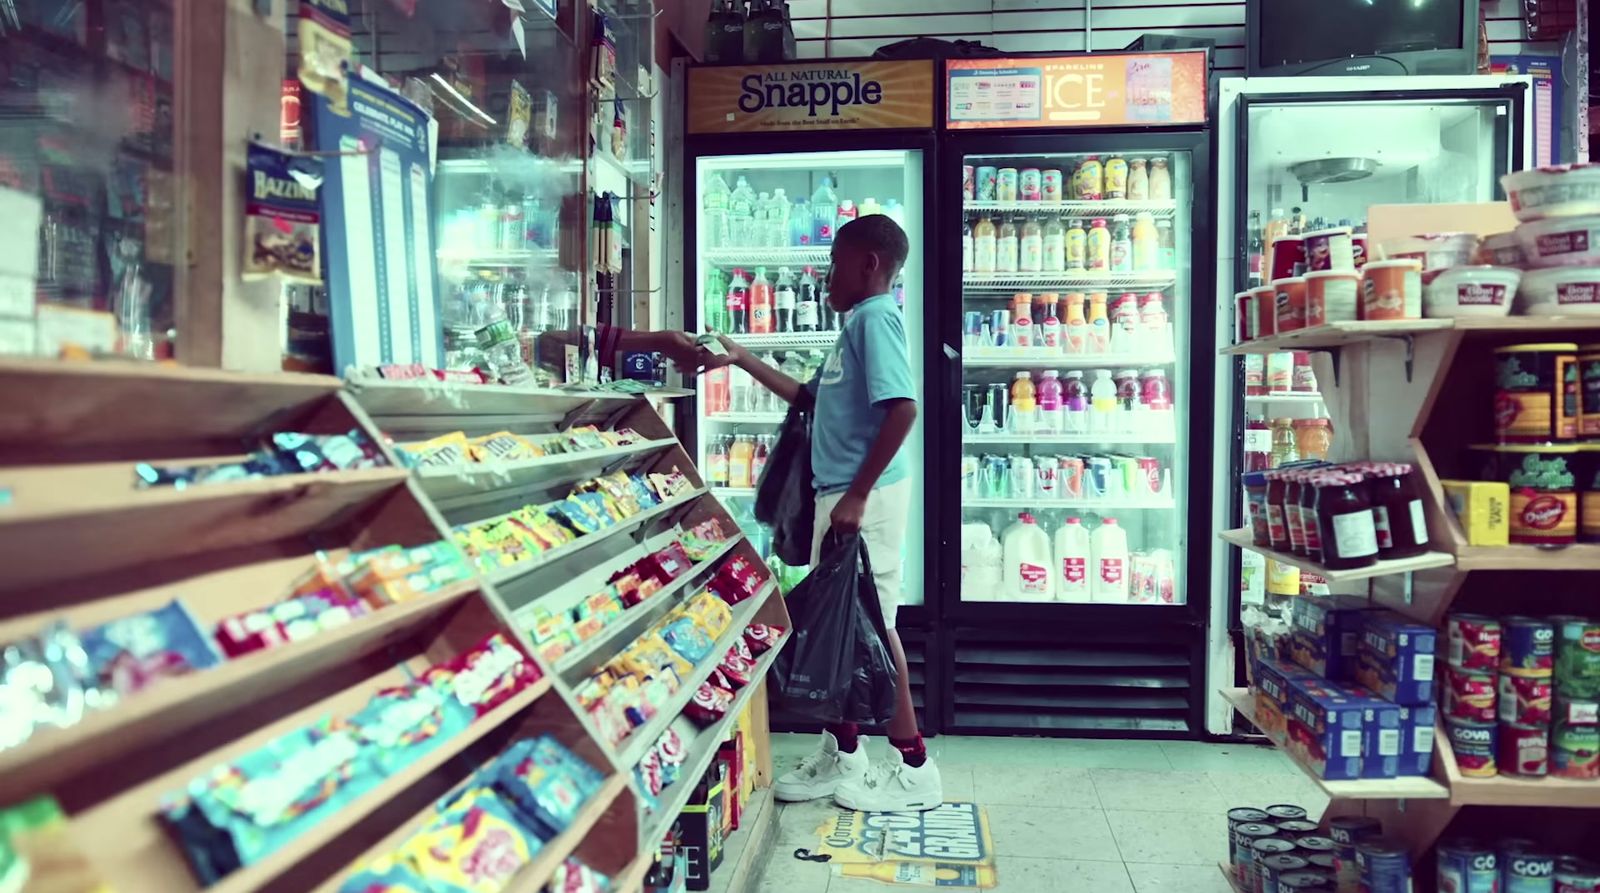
[814,803,996,887]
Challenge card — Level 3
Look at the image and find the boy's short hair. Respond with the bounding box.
[836,215,909,276]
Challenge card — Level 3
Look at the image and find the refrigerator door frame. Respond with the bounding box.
[938,127,1217,632]
[681,130,942,633]
[1204,75,1533,736]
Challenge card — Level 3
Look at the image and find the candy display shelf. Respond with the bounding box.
[1219,689,1450,800]
[1220,320,1452,355]
[965,199,1179,217]
[1451,543,1600,572]
[416,437,679,505]
[963,348,1177,369]
[484,488,711,588]
[963,432,1177,445]
[1218,528,1454,584]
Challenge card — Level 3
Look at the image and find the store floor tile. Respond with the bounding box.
[751,733,1311,892]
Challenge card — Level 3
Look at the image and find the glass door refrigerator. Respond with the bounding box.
[683,59,940,729]
[1204,75,1533,735]
[939,51,1215,736]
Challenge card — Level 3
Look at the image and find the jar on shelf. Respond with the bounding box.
[1315,472,1379,570]
[1366,462,1430,559]
[1245,415,1272,472]
[1293,418,1333,462]
[1268,417,1298,468]
[1291,351,1317,392]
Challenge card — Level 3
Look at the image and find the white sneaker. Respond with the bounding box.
[774,731,870,802]
[833,749,943,812]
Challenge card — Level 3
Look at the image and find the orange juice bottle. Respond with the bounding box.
[1062,292,1087,354]
[728,434,753,487]
[1011,292,1033,324]
[1087,292,1110,352]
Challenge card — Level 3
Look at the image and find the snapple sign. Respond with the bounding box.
[739,69,882,118]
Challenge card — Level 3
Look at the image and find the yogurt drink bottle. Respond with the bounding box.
[1092,517,1131,603]
[1054,517,1092,602]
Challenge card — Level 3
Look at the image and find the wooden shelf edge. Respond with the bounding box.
[1220,688,1450,801]
[503,773,633,893]
[1452,543,1600,572]
[1434,722,1600,808]
[0,357,344,391]
[1218,528,1455,582]
[210,678,555,893]
[1219,861,1245,893]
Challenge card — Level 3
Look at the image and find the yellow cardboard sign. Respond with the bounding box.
[814,803,995,866]
[688,60,934,134]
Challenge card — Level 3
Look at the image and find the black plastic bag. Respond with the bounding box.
[753,393,814,566]
[771,531,899,726]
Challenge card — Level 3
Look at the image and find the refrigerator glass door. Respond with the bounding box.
[693,149,926,604]
[958,150,1192,606]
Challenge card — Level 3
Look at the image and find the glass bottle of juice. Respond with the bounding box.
[1127,159,1149,201]
[1148,157,1172,200]
[1131,212,1158,271]
[962,221,974,272]
[1085,218,1111,272]
[751,434,770,483]
[707,434,730,486]
[1020,217,1043,272]
[974,217,997,273]
[1065,218,1087,271]
[1087,292,1109,352]
[1062,292,1088,353]
[1042,216,1066,272]
[997,218,1020,273]
[729,433,753,488]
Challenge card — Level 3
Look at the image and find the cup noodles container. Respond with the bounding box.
[1480,230,1526,266]
[1501,163,1600,222]
[1253,285,1279,337]
[1302,227,1356,272]
[1518,266,1600,315]
[1375,232,1479,271]
[1360,260,1422,320]
[1305,270,1360,323]
[1269,236,1306,281]
[1234,291,1255,343]
[1273,277,1309,332]
[1516,214,1600,268]
[1422,265,1521,319]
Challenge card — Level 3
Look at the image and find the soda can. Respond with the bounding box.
[1058,456,1085,499]
[1498,720,1549,777]
[1042,169,1064,202]
[1087,456,1112,500]
[963,164,976,200]
[963,310,984,346]
[1136,456,1161,496]
[996,167,1019,202]
[990,309,1010,347]
[1112,455,1139,498]
[960,455,981,495]
[1009,455,1034,499]
[1436,838,1498,893]
[1019,168,1042,201]
[986,384,1009,434]
[962,384,985,430]
[1036,455,1060,499]
[982,455,1008,498]
[975,166,998,201]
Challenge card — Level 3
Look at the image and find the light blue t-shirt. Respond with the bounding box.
[808,293,916,494]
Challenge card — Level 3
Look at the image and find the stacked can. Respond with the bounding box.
[1556,856,1600,891]
[1501,617,1555,777]
[1326,816,1382,891]
[1436,839,1497,893]
[1355,838,1412,893]
[1500,841,1555,893]
[1552,615,1600,779]
[1226,809,1274,892]
[1443,613,1505,778]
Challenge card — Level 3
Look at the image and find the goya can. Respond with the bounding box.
[1258,853,1308,893]
[1494,343,1578,443]
[1556,856,1600,893]
[1356,838,1412,893]
[1276,870,1336,890]
[1502,844,1557,893]
[1444,664,1499,723]
[1438,838,1498,893]
[1553,615,1600,698]
[1275,820,1319,835]
[1295,835,1337,856]
[1232,821,1279,890]
[1327,816,1382,889]
[1498,721,1550,777]
[1500,672,1554,725]
[1265,804,1309,822]
[1447,718,1499,777]
[1447,613,1503,672]
[1503,616,1556,677]
[1550,702,1600,780]
[1304,852,1338,875]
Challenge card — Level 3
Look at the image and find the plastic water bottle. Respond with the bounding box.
[884,199,906,229]
[730,176,756,246]
[811,177,838,245]
[753,191,772,248]
[790,197,812,247]
[770,188,790,247]
[703,173,732,249]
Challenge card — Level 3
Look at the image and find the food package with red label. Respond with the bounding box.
[422,633,541,717]
[706,554,768,606]
[684,681,735,725]
[744,624,783,655]
[635,541,692,586]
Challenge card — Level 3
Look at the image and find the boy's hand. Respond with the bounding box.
[654,331,733,371]
[830,490,868,536]
[706,332,750,365]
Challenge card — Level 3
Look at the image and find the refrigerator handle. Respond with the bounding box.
[943,342,961,393]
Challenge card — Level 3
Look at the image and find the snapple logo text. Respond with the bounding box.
[739,68,883,118]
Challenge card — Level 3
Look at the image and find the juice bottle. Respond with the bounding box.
[707,434,730,486]
[726,268,750,334]
[1010,371,1037,433]
[1036,369,1063,433]
[996,218,1019,273]
[1148,157,1171,200]
[1062,292,1087,353]
[706,366,729,414]
[1127,159,1149,201]
[1065,218,1087,271]
[749,267,773,334]
[1087,292,1109,352]
[1085,218,1111,272]
[1062,370,1088,433]
[973,217,997,272]
[962,221,974,272]
[1042,217,1066,272]
[1131,212,1158,272]
[1020,218,1043,272]
[837,198,858,231]
[1075,156,1104,200]
[1010,292,1032,325]
[1104,156,1128,199]
[728,434,753,488]
[751,434,770,483]
[1109,215,1133,273]
[1089,368,1116,434]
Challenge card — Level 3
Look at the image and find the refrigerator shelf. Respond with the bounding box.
[964,433,1177,446]
[965,200,1178,218]
[729,331,839,350]
[963,272,1178,291]
[962,497,1176,510]
[1243,392,1323,405]
[705,411,786,425]
[436,248,560,266]
[702,247,832,267]
[964,348,1176,368]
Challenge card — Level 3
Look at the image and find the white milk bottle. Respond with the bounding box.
[1002,512,1054,600]
[1091,517,1130,603]
[1053,517,1092,602]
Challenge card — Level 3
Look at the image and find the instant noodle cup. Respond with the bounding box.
[1305,270,1360,323]
[1423,265,1521,319]
[1254,285,1278,337]
[1361,260,1422,320]
[1273,277,1309,332]
[1302,227,1355,272]
[1519,266,1600,315]
[1503,163,1600,220]
[1480,230,1525,266]
[1516,214,1600,268]
[1376,232,1479,271]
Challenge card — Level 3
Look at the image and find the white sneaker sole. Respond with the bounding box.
[774,777,850,802]
[832,786,944,812]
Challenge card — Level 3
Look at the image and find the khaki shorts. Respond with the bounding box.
[809,477,911,629]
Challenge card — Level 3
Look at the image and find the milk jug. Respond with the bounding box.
[960,522,1003,601]
[1091,517,1130,603]
[1002,513,1053,600]
[1053,517,1092,602]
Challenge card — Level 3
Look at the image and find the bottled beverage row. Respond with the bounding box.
[441,273,580,383]
[964,214,1173,275]
[965,155,1174,203]
[962,452,1171,503]
[702,173,907,250]
[964,369,1175,438]
[964,291,1174,358]
[703,349,824,416]
[705,433,772,490]
[706,266,854,336]
[439,192,561,257]
[963,513,1179,604]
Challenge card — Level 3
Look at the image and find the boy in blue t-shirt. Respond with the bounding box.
[710,215,940,812]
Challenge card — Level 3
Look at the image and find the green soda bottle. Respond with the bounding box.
[704,266,728,332]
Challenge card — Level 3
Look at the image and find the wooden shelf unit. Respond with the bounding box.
[1435,727,1600,808]
[1220,320,1452,355]
[1217,528,1455,583]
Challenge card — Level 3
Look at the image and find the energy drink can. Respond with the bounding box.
[1437,838,1498,893]
[1295,835,1337,856]
[964,310,984,347]
[986,384,1009,435]
[982,455,1008,499]
[1276,872,1335,891]
[1274,820,1318,836]
[990,309,1010,347]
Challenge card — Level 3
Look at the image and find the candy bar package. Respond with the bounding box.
[1,622,108,750]
[629,475,661,510]
[658,616,716,666]
[494,736,604,838]
[563,426,609,452]
[397,432,472,468]
[82,601,222,697]
[718,650,754,690]
[242,141,322,283]
[423,633,541,717]
[270,430,386,473]
[656,726,688,789]
[399,787,541,893]
[684,593,733,639]
[683,682,734,725]
[346,683,472,774]
[617,634,692,683]
[466,431,544,463]
[743,624,782,655]
[647,470,694,501]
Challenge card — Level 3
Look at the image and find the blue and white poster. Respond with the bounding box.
[311,75,441,372]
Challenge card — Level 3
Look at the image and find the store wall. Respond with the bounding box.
[787,0,1557,71]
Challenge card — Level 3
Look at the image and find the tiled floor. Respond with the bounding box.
[754,733,1329,893]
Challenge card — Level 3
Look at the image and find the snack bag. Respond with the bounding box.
[242,142,323,284]
[423,634,541,717]
[719,650,755,689]
[658,616,715,665]
[617,635,692,683]
[744,624,783,655]
[82,601,222,696]
[683,592,733,639]
[494,737,602,838]
[398,432,472,468]
[563,426,607,452]
[338,855,433,893]
[683,682,734,725]
[467,431,543,464]
[399,788,541,892]
[550,858,613,893]
[628,475,661,510]
[346,683,472,774]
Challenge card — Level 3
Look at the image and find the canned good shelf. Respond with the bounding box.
[964,272,1179,291]
[964,497,1175,510]
[1221,320,1452,355]
[965,200,1178,218]
[963,348,1176,368]
[1451,543,1600,572]
[964,433,1176,446]
[1221,688,1451,800]
[1218,528,1455,583]
[703,247,832,268]
[704,412,786,425]
[1434,723,1600,807]
[728,332,839,351]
